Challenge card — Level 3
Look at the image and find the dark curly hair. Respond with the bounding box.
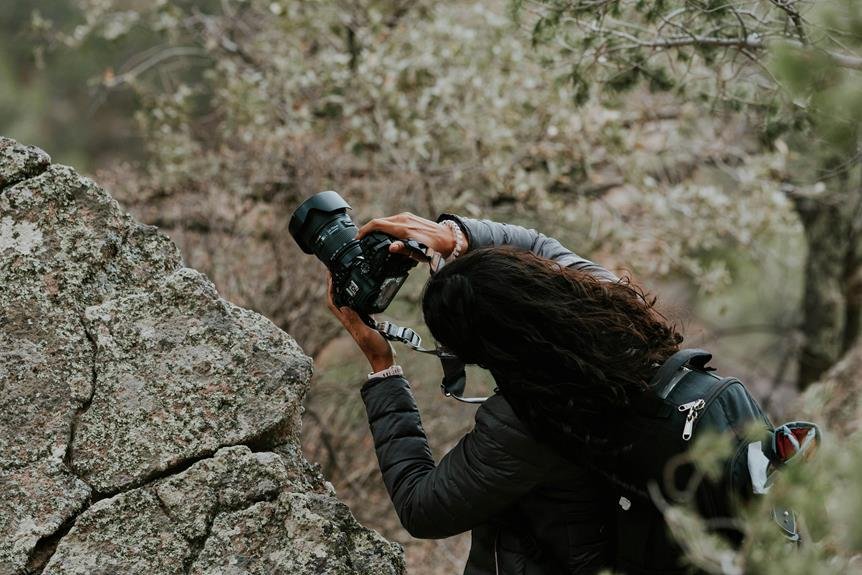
[422,245,683,450]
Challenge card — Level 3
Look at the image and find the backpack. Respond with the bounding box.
[607,349,819,574]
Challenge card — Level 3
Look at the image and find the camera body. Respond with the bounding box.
[289,191,418,314]
[328,230,417,313]
[290,191,479,403]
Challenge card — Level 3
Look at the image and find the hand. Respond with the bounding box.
[356,212,469,262]
[325,274,395,373]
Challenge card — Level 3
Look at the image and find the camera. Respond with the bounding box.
[289,191,419,315]
[290,191,483,404]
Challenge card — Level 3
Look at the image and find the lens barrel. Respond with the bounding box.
[289,191,360,266]
[290,190,415,315]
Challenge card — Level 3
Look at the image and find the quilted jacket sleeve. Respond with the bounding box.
[437,213,618,282]
[360,375,565,539]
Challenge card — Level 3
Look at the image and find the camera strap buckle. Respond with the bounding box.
[375,320,425,351]
[369,317,488,404]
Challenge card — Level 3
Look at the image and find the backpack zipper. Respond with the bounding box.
[677,377,740,441]
[678,399,706,441]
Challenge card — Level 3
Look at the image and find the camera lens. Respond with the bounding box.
[289,191,360,266]
[290,190,416,315]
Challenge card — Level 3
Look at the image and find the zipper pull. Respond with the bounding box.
[678,399,705,412]
[678,398,705,441]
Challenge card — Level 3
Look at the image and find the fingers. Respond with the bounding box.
[325,274,338,312]
[356,213,415,239]
[357,217,396,239]
[325,272,365,326]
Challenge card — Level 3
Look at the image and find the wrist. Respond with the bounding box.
[437,223,457,258]
[435,214,472,255]
[368,354,395,373]
[440,219,465,260]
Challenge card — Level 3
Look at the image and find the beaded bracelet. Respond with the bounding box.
[367,364,404,380]
[441,219,464,262]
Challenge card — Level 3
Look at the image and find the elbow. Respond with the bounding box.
[396,502,453,539]
[402,523,429,539]
[401,520,449,540]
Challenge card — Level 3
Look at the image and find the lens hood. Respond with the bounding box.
[289,191,352,254]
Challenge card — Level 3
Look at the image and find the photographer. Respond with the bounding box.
[326,212,685,574]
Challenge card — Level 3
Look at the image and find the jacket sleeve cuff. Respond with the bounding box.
[360,375,418,422]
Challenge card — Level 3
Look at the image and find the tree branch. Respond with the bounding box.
[103,47,209,89]
[606,31,862,71]
[768,0,807,44]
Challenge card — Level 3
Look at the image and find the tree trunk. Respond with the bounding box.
[843,190,862,353]
[793,173,862,389]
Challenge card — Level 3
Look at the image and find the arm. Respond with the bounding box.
[361,375,561,538]
[323,274,561,537]
[437,213,618,282]
[355,212,617,282]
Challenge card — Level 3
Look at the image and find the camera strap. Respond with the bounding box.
[374,320,427,352]
[364,315,488,404]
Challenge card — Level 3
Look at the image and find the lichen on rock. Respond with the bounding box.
[72,267,311,494]
[0,140,49,190]
[0,137,404,575]
[44,446,401,575]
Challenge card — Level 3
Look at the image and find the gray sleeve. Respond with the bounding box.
[437,214,618,282]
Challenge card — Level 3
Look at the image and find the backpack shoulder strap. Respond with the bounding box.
[650,348,714,400]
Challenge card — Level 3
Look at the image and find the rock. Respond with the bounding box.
[44,488,191,575]
[72,268,310,494]
[191,491,403,575]
[0,137,404,574]
[0,460,90,575]
[0,164,182,308]
[0,139,49,189]
[44,446,402,575]
[0,302,90,471]
[798,342,862,438]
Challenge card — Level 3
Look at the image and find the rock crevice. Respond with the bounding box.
[62,317,97,474]
[0,137,404,575]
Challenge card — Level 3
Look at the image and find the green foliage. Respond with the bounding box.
[657,409,862,575]
[690,430,735,483]
[23,0,804,296]
[530,9,561,47]
[663,503,744,574]
[0,0,169,169]
[514,0,862,182]
[510,0,792,105]
[771,1,862,156]
[606,65,641,93]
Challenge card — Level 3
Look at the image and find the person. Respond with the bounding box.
[325,212,685,575]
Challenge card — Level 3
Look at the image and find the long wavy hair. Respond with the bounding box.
[422,245,683,450]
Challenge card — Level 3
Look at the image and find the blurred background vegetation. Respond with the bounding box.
[3,1,861,573]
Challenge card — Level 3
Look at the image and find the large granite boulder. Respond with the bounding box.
[0,137,404,575]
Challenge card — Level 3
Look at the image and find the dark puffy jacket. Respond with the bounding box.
[360,216,618,574]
